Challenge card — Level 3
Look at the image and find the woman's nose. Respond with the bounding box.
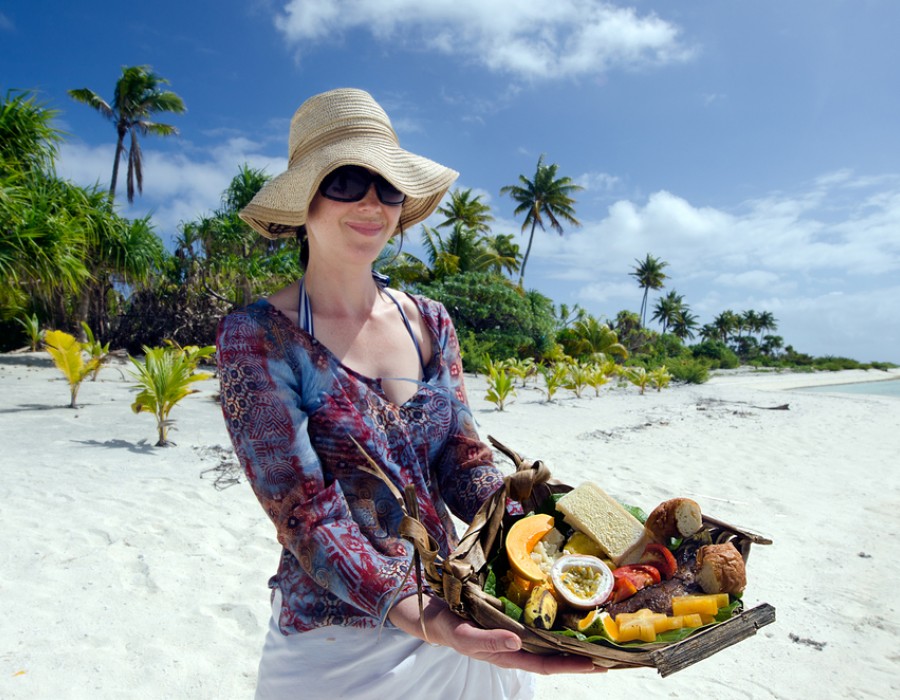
[358,183,381,206]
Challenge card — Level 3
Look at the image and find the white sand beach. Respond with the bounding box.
[1,355,898,699]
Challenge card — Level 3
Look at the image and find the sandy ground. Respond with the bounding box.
[1,353,898,699]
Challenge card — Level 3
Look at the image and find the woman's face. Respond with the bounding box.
[304,173,403,270]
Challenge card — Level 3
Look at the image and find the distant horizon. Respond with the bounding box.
[2,1,898,363]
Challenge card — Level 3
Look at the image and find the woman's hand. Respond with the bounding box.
[388,594,606,675]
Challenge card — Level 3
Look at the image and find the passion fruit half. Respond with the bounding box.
[549,554,615,609]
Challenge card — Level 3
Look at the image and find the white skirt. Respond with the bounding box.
[255,592,536,700]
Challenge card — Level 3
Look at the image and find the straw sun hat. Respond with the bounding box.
[239,88,459,240]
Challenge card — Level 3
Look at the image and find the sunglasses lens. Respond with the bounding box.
[320,166,369,202]
[320,166,406,206]
[375,178,405,205]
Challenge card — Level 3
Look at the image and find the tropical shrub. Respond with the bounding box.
[16,312,43,351]
[539,363,569,403]
[484,358,516,411]
[649,366,672,392]
[563,360,591,398]
[505,357,537,386]
[625,366,652,394]
[586,359,616,396]
[80,321,110,380]
[456,330,494,374]
[666,357,710,384]
[43,329,99,407]
[129,344,214,446]
[558,316,628,361]
[691,340,739,369]
[811,356,865,372]
[415,272,556,362]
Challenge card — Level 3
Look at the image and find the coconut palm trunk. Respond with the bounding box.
[518,218,539,287]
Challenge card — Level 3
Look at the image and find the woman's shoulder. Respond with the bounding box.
[395,290,450,324]
[219,299,275,333]
[217,299,301,354]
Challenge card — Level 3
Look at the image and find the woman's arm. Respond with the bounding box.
[217,310,418,622]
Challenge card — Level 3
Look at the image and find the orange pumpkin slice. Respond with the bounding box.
[505,514,555,583]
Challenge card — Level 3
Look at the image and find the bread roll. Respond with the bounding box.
[696,542,747,595]
[555,482,645,565]
[645,498,703,541]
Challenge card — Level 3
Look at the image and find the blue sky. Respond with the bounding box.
[2,1,899,363]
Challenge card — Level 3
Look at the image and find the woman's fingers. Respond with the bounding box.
[448,620,605,674]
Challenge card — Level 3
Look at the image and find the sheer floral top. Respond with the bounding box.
[216,292,503,634]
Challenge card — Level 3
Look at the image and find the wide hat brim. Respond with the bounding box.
[239,90,458,239]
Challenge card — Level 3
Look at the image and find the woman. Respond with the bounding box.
[217,88,599,699]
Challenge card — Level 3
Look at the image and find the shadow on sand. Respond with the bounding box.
[0,353,54,368]
[72,438,157,455]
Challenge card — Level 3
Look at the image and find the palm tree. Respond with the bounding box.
[740,309,761,339]
[698,323,719,343]
[761,334,784,357]
[436,188,494,234]
[129,345,213,446]
[500,155,582,287]
[421,223,479,278]
[758,310,778,338]
[713,309,740,344]
[68,65,186,203]
[569,316,628,360]
[477,233,521,277]
[651,289,684,335]
[629,253,668,327]
[671,309,699,341]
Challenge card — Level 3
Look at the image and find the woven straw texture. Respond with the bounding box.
[240,88,458,239]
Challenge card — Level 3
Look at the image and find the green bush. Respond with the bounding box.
[415,272,556,362]
[665,357,710,384]
[457,330,494,374]
[691,340,739,369]
[812,356,863,371]
[647,333,690,361]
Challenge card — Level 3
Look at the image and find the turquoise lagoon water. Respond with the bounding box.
[797,378,900,398]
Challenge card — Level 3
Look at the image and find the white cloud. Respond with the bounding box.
[0,12,13,31]
[521,170,900,359]
[274,1,693,80]
[577,171,621,193]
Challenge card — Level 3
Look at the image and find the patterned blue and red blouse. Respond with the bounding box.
[216,293,504,635]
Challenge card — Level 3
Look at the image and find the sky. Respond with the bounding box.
[2,0,899,363]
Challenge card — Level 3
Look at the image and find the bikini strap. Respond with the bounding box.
[297,276,315,336]
[382,290,428,375]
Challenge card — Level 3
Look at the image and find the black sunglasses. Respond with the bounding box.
[318,165,406,206]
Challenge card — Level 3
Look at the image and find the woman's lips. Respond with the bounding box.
[346,221,385,236]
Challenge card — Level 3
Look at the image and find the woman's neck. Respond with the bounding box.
[301,263,382,321]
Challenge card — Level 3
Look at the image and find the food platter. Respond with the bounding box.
[433,437,777,676]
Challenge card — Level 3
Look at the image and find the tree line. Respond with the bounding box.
[4,66,887,378]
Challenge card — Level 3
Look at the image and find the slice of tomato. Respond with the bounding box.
[639,543,678,580]
[613,564,660,590]
[610,575,638,603]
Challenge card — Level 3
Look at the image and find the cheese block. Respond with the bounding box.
[555,482,646,565]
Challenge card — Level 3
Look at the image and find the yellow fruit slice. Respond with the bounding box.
[671,594,720,617]
[563,531,604,558]
[682,613,703,628]
[505,573,534,608]
[505,514,555,583]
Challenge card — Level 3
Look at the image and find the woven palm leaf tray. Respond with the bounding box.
[427,436,776,676]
